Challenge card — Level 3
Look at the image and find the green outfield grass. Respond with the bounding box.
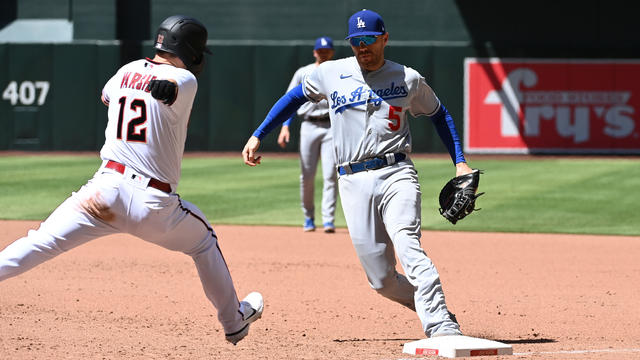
[0,155,638,236]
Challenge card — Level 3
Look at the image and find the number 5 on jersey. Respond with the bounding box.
[388,106,402,131]
[117,96,147,142]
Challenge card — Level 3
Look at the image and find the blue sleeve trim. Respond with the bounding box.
[252,84,307,139]
[430,104,466,164]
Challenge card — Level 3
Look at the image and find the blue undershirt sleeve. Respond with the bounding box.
[283,115,294,127]
[252,84,307,139]
[430,103,466,164]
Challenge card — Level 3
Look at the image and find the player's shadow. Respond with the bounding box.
[493,338,556,344]
[333,338,421,343]
[333,337,557,344]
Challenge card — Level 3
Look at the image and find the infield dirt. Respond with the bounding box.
[1,221,639,359]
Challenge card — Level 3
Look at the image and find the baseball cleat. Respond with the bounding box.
[303,217,316,232]
[323,222,335,233]
[225,292,264,345]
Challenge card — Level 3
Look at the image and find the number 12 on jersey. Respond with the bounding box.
[117,96,148,143]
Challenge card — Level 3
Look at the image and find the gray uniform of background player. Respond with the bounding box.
[281,63,337,228]
[278,37,337,231]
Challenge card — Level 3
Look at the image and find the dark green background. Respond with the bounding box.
[2,0,639,152]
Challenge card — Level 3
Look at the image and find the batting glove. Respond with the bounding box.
[147,79,178,105]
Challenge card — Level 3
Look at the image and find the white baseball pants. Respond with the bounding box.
[0,163,246,334]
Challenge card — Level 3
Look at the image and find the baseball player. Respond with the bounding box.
[276,36,338,233]
[0,15,262,345]
[243,9,472,338]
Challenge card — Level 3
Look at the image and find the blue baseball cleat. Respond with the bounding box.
[303,217,316,232]
[323,222,335,233]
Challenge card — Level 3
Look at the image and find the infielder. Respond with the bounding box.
[0,15,262,345]
[277,36,338,233]
[243,9,472,337]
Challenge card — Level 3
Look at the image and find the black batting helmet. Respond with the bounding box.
[154,15,211,76]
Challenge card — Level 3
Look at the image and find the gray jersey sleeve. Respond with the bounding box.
[302,66,327,103]
[407,75,441,117]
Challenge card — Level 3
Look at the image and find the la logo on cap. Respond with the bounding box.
[357,17,366,28]
[321,38,328,46]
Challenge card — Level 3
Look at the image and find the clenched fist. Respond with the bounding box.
[147,79,178,105]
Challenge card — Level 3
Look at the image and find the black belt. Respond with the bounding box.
[337,153,406,175]
[306,114,330,122]
[105,160,172,193]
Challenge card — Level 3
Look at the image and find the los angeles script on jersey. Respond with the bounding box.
[331,82,408,114]
[120,72,157,92]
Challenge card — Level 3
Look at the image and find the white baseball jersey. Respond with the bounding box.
[302,56,440,164]
[287,63,330,119]
[100,58,197,186]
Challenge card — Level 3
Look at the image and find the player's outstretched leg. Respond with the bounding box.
[0,184,116,282]
[138,196,263,343]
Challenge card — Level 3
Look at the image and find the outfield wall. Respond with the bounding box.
[0,42,473,152]
[3,0,639,153]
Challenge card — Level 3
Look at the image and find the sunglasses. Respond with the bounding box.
[349,35,378,47]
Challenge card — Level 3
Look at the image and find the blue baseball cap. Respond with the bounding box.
[345,9,386,39]
[314,36,334,50]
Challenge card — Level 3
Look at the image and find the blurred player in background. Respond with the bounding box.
[0,15,262,346]
[277,36,338,233]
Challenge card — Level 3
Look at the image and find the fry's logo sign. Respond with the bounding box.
[464,59,640,154]
[485,68,634,143]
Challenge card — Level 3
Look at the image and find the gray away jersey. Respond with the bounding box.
[302,56,440,164]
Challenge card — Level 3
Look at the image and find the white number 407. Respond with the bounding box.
[2,81,50,106]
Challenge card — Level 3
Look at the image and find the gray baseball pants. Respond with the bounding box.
[299,120,337,224]
[337,160,460,337]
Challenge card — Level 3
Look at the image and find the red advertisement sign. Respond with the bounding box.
[464,58,640,154]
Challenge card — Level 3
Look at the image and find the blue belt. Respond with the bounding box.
[337,153,406,175]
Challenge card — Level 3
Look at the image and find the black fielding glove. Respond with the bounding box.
[438,169,484,225]
[147,79,177,105]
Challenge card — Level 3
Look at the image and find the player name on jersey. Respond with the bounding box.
[120,72,157,92]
